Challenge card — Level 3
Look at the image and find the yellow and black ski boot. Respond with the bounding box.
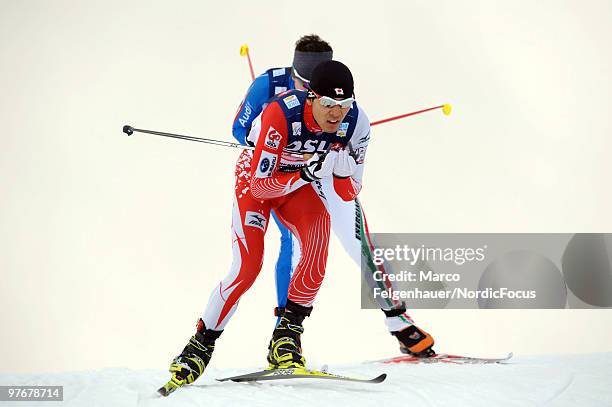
[158,319,222,396]
[267,299,312,369]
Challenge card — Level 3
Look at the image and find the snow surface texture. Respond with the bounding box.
[1,353,611,407]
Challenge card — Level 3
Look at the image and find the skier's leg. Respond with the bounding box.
[357,203,434,356]
[202,152,271,331]
[166,151,271,389]
[319,177,435,356]
[276,185,331,307]
[266,184,331,368]
[270,210,296,311]
[318,177,404,310]
[201,194,271,331]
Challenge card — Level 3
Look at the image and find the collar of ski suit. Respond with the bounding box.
[303,101,322,134]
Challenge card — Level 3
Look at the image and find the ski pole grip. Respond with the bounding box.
[123,125,134,136]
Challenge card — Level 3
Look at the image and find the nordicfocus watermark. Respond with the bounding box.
[360,234,612,309]
[374,285,537,302]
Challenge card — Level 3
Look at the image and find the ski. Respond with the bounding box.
[217,367,387,384]
[368,352,513,365]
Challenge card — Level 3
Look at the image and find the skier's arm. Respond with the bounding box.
[250,102,309,199]
[232,74,269,145]
[333,170,364,201]
[333,106,371,201]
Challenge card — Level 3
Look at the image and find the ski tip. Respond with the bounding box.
[157,380,181,397]
[372,373,387,383]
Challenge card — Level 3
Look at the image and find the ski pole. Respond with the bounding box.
[370,104,452,126]
[122,125,254,150]
[122,103,452,149]
[240,44,256,81]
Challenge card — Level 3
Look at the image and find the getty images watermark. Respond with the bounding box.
[371,244,536,301]
[360,234,612,309]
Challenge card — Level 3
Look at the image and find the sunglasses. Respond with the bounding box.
[311,90,355,109]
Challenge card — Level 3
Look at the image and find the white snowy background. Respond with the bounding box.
[1,0,612,405]
[1,354,612,406]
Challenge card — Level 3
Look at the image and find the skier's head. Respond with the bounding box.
[292,34,333,89]
[308,60,355,133]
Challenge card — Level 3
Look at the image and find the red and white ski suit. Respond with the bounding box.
[202,96,366,330]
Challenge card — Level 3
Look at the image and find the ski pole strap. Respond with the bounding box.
[382,306,407,318]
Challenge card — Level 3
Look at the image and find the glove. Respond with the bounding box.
[333,148,357,178]
[300,151,338,182]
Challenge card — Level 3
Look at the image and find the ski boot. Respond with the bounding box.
[158,319,222,396]
[267,299,312,369]
[394,324,435,357]
[383,308,435,357]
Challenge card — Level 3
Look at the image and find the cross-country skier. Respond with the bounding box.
[162,61,374,393]
[232,34,436,356]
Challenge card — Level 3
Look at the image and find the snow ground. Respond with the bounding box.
[1,353,611,407]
